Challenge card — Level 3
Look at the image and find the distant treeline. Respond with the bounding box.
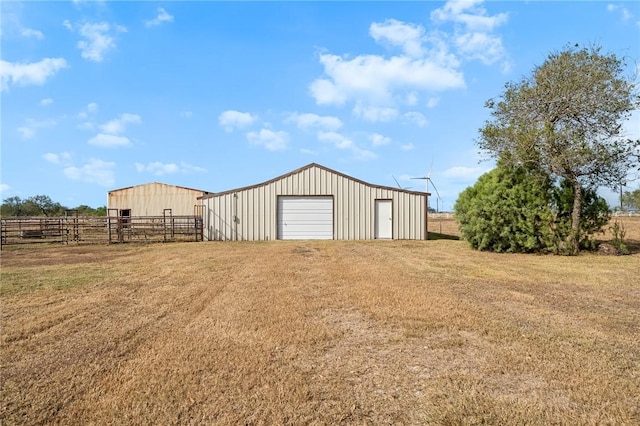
[0,195,106,217]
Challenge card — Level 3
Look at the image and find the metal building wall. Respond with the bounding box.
[202,164,427,241]
[108,183,205,216]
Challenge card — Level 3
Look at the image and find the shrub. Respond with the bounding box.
[454,164,555,253]
[609,221,629,255]
[454,163,610,254]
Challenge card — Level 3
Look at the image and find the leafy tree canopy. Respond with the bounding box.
[0,195,106,217]
[478,44,639,253]
[621,188,640,211]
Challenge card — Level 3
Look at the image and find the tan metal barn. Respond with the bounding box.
[200,163,429,241]
[108,182,210,217]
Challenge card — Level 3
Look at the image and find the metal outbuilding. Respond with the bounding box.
[108,182,209,218]
[200,163,429,241]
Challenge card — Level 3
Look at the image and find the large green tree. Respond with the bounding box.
[454,162,610,254]
[0,195,106,217]
[23,195,65,217]
[621,188,640,211]
[478,45,639,254]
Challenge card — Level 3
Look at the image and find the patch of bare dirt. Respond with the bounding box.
[598,242,621,255]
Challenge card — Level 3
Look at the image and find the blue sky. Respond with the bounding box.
[1,0,639,210]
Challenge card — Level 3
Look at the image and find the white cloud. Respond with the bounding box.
[67,21,126,62]
[431,0,508,32]
[622,109,640,140]
[308,78,348,105]
[607,4,633,21]
[72,0,107,7]
[369,19,426,58]
[17,127,35,139]
[78,22,113,62]
[64,158,115,187]
[300,148,316,155]
[0,58,67,91]
[42,152,71,164]
[180,162,207,173]
[370,133,391,146]
[17,118,57,139]
[219,110,257,132]
[310,53,464,107]
[310,1,508,115]
[353,103,399,123]
[404,111,428,127]
[246,128,288,151]
[286,113,343,131]
[40,98,53,106]
[401,143,414,151]
[406,92,418,106]
[352,146,377,161]
[77,104,99,129]
[135,161,178,175]
[21,27,44,39]
[0,183,11,194]
[310,14,478,121]
[100,113,141,134]
[427,97,440,108]
[430,0,508,67]
[88,133,131,147]
[318,131,353,149]
[442,165,488,180]
[145,8,174,27]
[135,161,206,175]
[317,131,376,160]
[1,7,45,40]
[454,31,505,65]
[42,153,58,163]
[78,102,98,119]
[77,122,95,131]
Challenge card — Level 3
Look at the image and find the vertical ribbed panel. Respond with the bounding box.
[108,183,205,216]
[202,164,427,241]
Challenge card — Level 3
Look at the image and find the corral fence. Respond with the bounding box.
[1,209,203,249]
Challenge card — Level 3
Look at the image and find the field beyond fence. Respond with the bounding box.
[428,214,640,244]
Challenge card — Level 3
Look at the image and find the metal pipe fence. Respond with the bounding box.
[1,214,203,249]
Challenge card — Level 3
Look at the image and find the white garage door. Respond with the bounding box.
[278,197,333,240]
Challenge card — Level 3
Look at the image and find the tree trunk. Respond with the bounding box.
[568,177,582,255]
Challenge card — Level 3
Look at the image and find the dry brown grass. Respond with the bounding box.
[1,221,639,424]
[429,215,640,243]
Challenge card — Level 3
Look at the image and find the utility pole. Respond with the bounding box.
[620,183,623,212]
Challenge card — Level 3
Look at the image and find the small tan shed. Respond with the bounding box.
[108,182,209,217]
[200,163,429,241]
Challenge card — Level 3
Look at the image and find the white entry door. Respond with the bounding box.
[278,197,333,240]
[375,200,392,239]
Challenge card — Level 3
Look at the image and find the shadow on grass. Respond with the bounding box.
[624,241,640,254]
[596,239,640,255]
[428,232,460,241]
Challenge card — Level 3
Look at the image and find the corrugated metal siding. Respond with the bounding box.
[108,183,204,216]
[202,164,427,241]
